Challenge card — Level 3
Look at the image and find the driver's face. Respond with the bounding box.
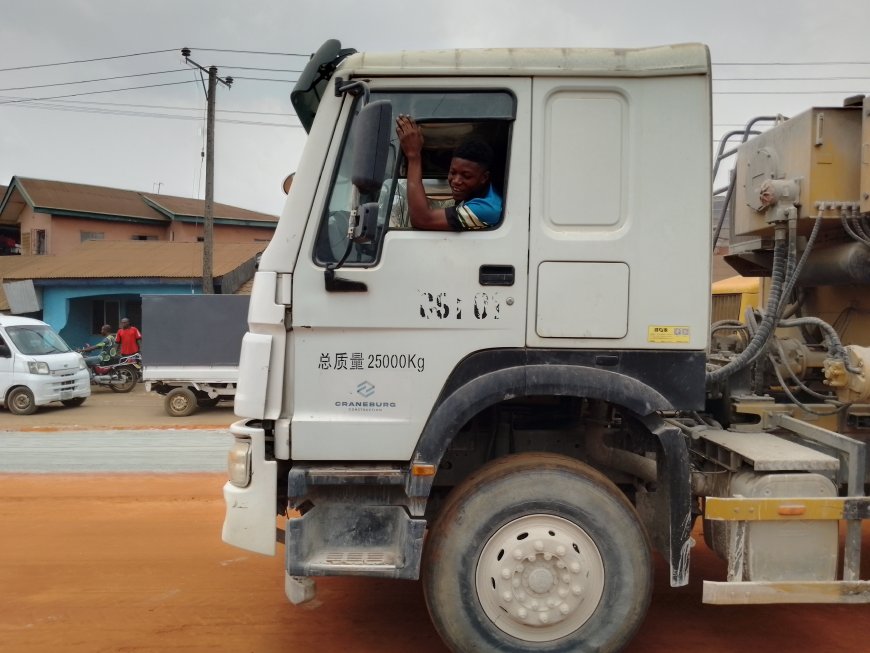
[448,157,490,203]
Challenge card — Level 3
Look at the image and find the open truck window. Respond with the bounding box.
[313,90,515,266]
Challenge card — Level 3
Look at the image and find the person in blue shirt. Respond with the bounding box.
[395,114,503,231]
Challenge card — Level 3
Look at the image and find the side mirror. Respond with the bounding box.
[350,202,379,244]
[351,100,392,195]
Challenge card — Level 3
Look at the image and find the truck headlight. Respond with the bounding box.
[28,361,50,375]
[78,357,87,370]
[228,439,252,488]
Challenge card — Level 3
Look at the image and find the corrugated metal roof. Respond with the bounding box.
[142,194,277,223]
[3,240,265,280]
[6,178,278,225]
[18,178,166,221]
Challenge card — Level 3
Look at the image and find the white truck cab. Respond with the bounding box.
[0,315,90,415]
[221,39,870,653]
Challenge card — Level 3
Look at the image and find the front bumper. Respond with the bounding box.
[221,419,278,556]
[32,369,91,405]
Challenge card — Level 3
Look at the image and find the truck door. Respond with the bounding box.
[290,81,531,461]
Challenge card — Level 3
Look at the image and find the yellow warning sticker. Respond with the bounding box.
[647,326,690,344]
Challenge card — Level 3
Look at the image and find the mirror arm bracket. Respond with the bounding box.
[324,267,367,293]
[334,77,371,104]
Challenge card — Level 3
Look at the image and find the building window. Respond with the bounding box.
[32,229,46,255]
[131,235,158,241]
[91,300,121,333]
[81,231,105,242]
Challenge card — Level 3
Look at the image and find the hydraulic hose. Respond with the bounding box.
[706,226,788,386]
[776,215,822,318]
[776,315,860,374]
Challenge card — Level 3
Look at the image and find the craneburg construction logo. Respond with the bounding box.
[334,381,398,412]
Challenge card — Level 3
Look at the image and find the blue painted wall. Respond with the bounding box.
[40,282,201,348]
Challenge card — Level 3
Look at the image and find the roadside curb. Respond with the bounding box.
[4,423,232,433]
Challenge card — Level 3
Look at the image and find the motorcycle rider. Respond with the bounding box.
[81,324,118,368]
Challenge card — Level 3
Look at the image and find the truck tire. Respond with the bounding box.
[423,452,652,653]
[61,397,87,407]
[109,366,138,393]
[7,387,38,415]
[165,387,197,417]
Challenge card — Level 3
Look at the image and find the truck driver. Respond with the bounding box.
[395,114,503,231]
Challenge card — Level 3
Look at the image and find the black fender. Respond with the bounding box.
[414,362,673,464]
[639,413,692,587]
[412,352,695,588]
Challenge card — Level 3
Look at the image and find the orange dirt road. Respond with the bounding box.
[1,474,869,653]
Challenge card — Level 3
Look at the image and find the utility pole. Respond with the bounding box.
[182,48,233,294]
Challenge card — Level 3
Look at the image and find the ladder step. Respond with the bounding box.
[703,580,870,604]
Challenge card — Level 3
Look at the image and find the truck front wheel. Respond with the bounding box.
[423,452,652,653]
[165,387,197,417]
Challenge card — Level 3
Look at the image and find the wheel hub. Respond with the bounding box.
[475,514,605,642]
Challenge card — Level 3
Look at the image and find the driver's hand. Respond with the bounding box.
[396,115,424,158]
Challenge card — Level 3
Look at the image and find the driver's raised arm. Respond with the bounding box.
[395,115,452,230]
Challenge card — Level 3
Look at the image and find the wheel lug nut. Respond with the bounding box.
[518,607,528,619]
[502,592,512,602]
[501,568,512,580]
[556,545,566,556]
[513,548,524,560]
[534,540,544,551]
[539,612,550,624]
[570,562,581,574]
[560,604,570,615]
[572,585,583,596]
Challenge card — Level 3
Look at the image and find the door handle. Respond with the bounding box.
[479,265,515,286]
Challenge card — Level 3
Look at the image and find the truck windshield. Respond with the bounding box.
[6,325,72,355]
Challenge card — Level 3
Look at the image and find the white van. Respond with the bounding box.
[0,315,91,415]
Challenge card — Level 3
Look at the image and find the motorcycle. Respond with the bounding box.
[83,353,143,393]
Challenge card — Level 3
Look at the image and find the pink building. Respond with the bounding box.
[0,177,277,256]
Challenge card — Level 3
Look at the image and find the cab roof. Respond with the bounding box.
[341,43,710,79]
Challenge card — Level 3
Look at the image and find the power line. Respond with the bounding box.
[2,98,299,127]
[713,60,870,66]
[18,96,298,117]
[0,69,188,92]
[187,47,309,57]
[0,48,179,73]
[713,89,866,95]
[232,75,299,83]
[0,47,311,75]
[216,65,305,73]
[715,76,870,82]
[0,80,199,105]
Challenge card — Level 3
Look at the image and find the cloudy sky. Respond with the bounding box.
[1,0,868,215]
